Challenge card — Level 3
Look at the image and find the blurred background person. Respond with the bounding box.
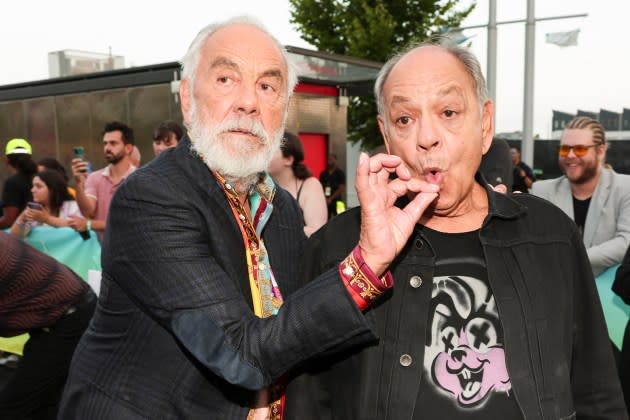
[37,157,76,198]
[510,145,535,193]
[319,153,346,219]
[11,170,83,238]
[480,138,513,193]
[532,116,630,276]
[268,132,327,236]
[1,138,36,229]
[130,145,142,167]
[71,121,136,242]
[152,120,183,157]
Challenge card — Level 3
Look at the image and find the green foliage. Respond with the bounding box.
[289,0,475,150]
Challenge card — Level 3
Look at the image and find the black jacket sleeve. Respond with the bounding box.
[103,167,377,390]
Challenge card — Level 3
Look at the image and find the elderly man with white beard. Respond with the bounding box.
[58,16,440,420]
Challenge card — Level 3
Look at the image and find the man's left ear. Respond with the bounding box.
[481,99,494,153]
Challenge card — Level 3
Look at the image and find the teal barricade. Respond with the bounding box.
[596,265,630,350]
[21,226,101,281]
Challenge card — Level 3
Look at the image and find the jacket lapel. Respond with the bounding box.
[555,177,575,220]
[583,169,611,247]
[174,136,253,307]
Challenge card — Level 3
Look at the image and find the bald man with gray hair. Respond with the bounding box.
[285,41,626,419]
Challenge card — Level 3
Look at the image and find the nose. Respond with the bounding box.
[416,115,440,151]
[233,82,259,116]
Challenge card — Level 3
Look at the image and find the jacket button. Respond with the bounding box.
[414,238,424,249]
[409,276,422,288]
[399,354,413,367]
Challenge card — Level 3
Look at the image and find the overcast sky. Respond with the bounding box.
[1,0,628,138]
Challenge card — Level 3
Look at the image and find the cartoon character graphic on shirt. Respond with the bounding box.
[424,275,511,408]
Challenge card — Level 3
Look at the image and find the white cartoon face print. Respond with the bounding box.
[424,276,511,408]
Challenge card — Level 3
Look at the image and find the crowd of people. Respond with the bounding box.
[0,14,629,420]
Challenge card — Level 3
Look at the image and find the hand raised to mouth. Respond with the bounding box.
[355,152,440,277]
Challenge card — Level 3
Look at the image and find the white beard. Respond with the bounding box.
[188,100,284,193]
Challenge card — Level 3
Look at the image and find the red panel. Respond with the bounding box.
[299,133,328,179]
[294,83,338,97]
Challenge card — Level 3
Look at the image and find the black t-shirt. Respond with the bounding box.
[572,196,591,237]
[414,227,522,419]
[1,173,32,213]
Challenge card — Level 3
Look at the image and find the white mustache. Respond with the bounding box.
[216,117,268,144]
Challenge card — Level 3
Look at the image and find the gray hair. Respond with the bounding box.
[180,15,298,100]
[374,39,489,117]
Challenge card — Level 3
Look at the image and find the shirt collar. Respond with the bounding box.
[212,171,275,203]
[101,163,137,180]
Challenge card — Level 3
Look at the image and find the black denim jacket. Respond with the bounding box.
[286,178,627,420]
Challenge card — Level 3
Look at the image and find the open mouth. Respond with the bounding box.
[457,366,484,400]
[447,361,487,401]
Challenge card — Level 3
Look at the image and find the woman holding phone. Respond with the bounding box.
[10,170,83,238]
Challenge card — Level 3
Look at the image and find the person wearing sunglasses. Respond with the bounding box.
[532,116,630,277]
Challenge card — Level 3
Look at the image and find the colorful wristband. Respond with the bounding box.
[339,246,394,310]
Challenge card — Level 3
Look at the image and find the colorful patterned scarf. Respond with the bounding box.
[214,171,285,420]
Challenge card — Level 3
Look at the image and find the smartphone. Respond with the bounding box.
[27,201,43,210]
[73,146,86,160]
[73,146,91,173]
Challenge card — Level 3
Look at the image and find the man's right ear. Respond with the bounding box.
[179,79,191,126]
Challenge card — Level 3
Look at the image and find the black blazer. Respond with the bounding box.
[59,136,377,419]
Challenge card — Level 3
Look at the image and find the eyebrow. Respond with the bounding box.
[436,85,464,99]
[210,57,239,70]
[261,69,283,79]
[390,95,410,107]
[210,57,283,80]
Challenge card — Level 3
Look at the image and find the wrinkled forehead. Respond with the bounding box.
[200,23,287,77]
[384,46,474,100]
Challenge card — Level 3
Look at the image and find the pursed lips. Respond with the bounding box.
[423,167,444,184]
